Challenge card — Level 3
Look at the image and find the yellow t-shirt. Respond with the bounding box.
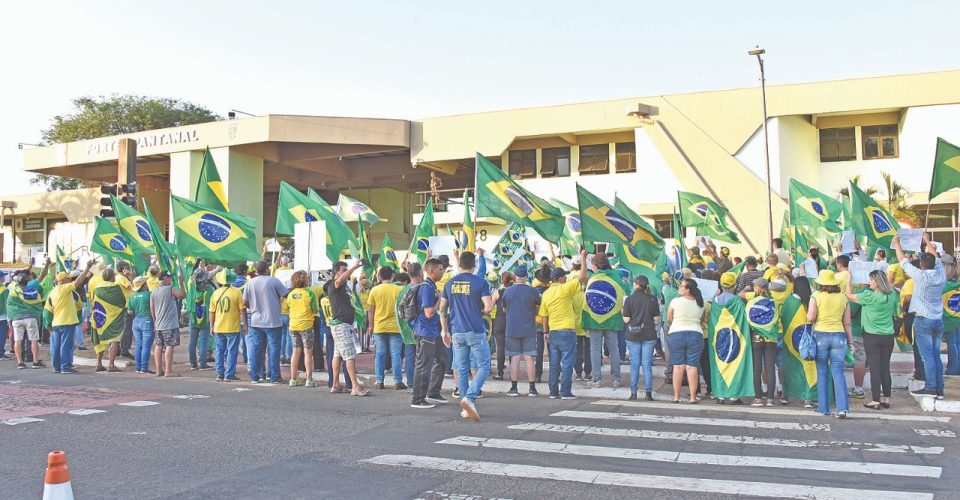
[538,279,582,332]
[367,282,402,334]
[309,285,325,316]
[115,274,134,300]
[834,270,850,295]
[281,297,290,315]
[87,274,104,305]
[210,286,244,334]
[47,283,80,327]
[813,291,848,332]
[888,263,906,287]
[146,276,160,291]
[436,271,453,295]
[899,278,914,317]
[287,287,317,331]
[573,290,586,336]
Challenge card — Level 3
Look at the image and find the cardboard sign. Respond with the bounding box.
[892,228,922,253]
[293,221,331,272]
[427,236,457,259]
[840,231,856,254]
[693,277,719,302]
[850,261,885,285]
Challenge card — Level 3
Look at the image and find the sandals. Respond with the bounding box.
[863,402,882,410]
[350,389,370,397]
[330,384,345,394]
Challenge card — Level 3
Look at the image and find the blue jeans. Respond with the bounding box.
[589,329,621,383]
[246,327,267,381]
[0,319,7,356]
[453,332,491,403]
[404,344,415,387]
[626,339,656,393]
[945,329,960,376]
[814,331,849,414]
[914,316,945,391]
[131,317,155,372]
[548,330,577,397]
[50,325,75,372]
[281,315,292,359]
[188,324,211,368]
[215,333,241,379]
[262,327,283,382]
[374,333,404,384]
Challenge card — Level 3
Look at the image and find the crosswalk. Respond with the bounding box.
[361,399,955,499]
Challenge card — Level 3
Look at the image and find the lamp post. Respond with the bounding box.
[748,45,774,254]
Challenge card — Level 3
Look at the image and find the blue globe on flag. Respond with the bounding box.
[198,213,232,243]
[109,236,128,252]
[135,220,153,242]
[715,327,741,363]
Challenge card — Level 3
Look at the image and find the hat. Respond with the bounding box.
[770,279,787,292]
[216,269,237,286]
[132,276,147,290]
[550,268,569,281]
[514,266,528,278]
[706,262,719,272]
[753,277,770,289]
[158,270,173,280]
[720,272,737,288]
[815,269,838,287]
[55,271,71,282]
[720,247,730,256]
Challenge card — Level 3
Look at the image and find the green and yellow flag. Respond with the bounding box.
[788,178,844,233]
[780,295,817,401]
[582,269,627,331]
[409,198,435,264]
[551,199,584,256]
[171,195,259,262]
[91,281,126,353]
[276,181,325,235]
[55,246,67,273]
[306,187,359,262]
[779,211,794,252]
[677,191,740,243]
[578,184,662,265]
[930,137,960,201]
[110,195,154,254]
[708,298,754,398]
[944,281,960,332]
[848,180,900,248]
[91,217,136,262]
[356,219,375,279]
[460,189,476,253]
[142,199,184,290]
[195,147,229,212]
[337,193,381,225]
[378,233,399,271]
[475,153,563,243]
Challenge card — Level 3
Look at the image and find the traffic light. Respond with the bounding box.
[119,182,137,208]
[99,184,119,218]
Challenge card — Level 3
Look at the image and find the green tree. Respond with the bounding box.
[881,171,920,226]
[31,95,221,190]
[837,175,879,199]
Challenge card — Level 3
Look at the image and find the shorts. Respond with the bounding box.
[851,336,865,364]
[154,329,181,347]
[12,318,40,342]
[290,329,315,350]
[505,336,537,357]
[330,322,357,360]
[667,331,704,366]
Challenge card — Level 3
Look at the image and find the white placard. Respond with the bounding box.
[683,228,697,248]
[265,238,282,252]
[850,261,884,285]
[840,231,856,254]
[802,258,819,279]
[932,241,944,256]
[293,221,331,272]
[693,277,719,301]
[892,228,922,253]
[697,236,713,251]
[428,236,457,259]
[273,269,295,289]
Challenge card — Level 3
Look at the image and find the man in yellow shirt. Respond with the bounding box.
[210,270,246,382]
[539,250,588,399]
[45,259,95,373]
[367,266,405,389]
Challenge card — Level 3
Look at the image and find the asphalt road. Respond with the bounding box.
[1,366,957,500]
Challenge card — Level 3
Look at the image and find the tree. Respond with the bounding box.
[881,171,920,226]
[31,95,221,191]
[837,175,879,199]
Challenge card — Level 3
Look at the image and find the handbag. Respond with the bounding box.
[799,325,817,361]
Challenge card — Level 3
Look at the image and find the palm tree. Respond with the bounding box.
[881,171,920,226]
[838,175,879,198]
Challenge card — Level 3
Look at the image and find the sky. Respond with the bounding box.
[2,0,958,196]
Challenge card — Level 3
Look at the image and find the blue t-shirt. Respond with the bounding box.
[413,279,441,337]
[501,283,541,338]
[443,273,491,334]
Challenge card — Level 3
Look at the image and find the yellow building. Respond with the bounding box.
[17,70,960,260]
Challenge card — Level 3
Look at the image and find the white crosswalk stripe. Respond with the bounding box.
[551,410,831,431]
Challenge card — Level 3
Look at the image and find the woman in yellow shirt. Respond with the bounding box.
[286,271,318,387]
[806,270,853,418]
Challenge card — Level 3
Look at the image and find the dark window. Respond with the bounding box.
[578,144,609,175]
[862,125,898,160]
[508,149,536,179]
[819,127,856,162]
[540,147,571,178]
[615,142,636,173]
[654,218,673,239]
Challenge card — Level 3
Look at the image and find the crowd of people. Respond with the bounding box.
[1,231,957,422]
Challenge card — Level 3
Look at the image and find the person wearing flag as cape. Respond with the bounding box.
[9,258,52,369]
[92,267,131,373]
[739,278,781,407]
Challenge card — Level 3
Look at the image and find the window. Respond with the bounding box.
[615,142,636,173]
[508,149,536,179]
[862,125,898,160]
[578,144,609,175]
[819,127,856,162]
[540,147,570,178]
[654,218,673,239]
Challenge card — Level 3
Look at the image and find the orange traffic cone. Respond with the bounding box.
[42,451,74,500]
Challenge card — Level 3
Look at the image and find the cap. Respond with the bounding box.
[514,266,528,278]
[720,247,730,256]
[550,268,569,281]
[132,276,147,289]
[720,272,737,288]
[706,262,719,272]
[770,279,787,292]
[158,270,173,280]
[753,277,770,289]
[55,272,71,282]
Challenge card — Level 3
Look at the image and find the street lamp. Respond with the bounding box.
[748,45,774,254]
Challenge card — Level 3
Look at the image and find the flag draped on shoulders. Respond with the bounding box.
[930,137,960,201]
[708,297,753,398]
[409,198,435,264]
[943,281,960,332]
[171,195,260,263]
[848,181,900,248]
[195,147,230,212]
[788,178,844,234]
[91,282,126,354]
[780,295,817,400]
[582,269,627,331]
[475,153,563,243]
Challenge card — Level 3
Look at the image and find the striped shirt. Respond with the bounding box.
[900,258,945,320]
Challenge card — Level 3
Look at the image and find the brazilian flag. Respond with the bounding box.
[195,147,230,212]
[780,295,817,401]
[378,233,399,271]
[475,153,563,243]
[459,189,476,253]
[578,184,661,262]
[677,191,741,244]
[582,269,627,331]
[337,193,381,225]
[848,181,900,248]
[788,178,844,234]
[551,198,584,256]
[394,284,415,345]
[91,216,136,262]
[746,295,780,341]
[110,195,155,254]
[409,198,435,264]
[708,297,754,398]
[91,282,127,354]
[779,211,794,252]
[944,281,960,332]
[930,137,960,201]
[171,195,260,263]
[491,222,525,270]
[55,245,68,273]
[306,187,360,262]
[276,181,324,235]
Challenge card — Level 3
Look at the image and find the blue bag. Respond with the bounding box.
[799,325,816,361]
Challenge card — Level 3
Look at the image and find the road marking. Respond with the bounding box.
[592,400,953,423]
[4,380,23,384]
[508,423,944,455]
[173,394,210,400]
[231,388,252,392]
[439,436,942,478]
[914,429,956,438]
[66,409,107,416]
[551,410,830,431]
[117,401,160,407]
[362,455,932,500]
[2,417,45,425]
[127,432,146,435]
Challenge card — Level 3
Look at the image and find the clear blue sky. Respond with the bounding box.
[3,0,958,194]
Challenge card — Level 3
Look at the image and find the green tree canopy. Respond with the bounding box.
[32,95,221,190]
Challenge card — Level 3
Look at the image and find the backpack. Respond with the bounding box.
[399,282,428,322]
[799,324,817,361]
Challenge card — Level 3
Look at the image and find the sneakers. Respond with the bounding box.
[452,388,460,398]
[803,400,814,408]
[459,398,480,421]
[528,387,540,397]
[17,363,26,369]
[611,380,620,389]
[848,388,865,399]
[506,387,520,397]
[394,382,407,390]
[836,411,847,420]
[305,380,316,388]
[216,376,224,382]
[411,400,436,409]
[644,391,654,401]
[751,399,764,407]
[590,380,602,388]
[628,393,638,401]
[426,394,449,404]
[289,379,301,387]
[910,388,938,396]
[561,394,577,400]
[198,366,213,371]
[936,391,945,400]
[32,361,45,369]
[376,382,385,390]
[549,394,561,399]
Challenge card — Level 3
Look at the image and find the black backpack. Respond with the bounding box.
[399,282,429,322]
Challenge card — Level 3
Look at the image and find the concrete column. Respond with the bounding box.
[210,147,264,244]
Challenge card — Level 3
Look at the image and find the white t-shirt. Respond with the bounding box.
[668,296,704,335]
